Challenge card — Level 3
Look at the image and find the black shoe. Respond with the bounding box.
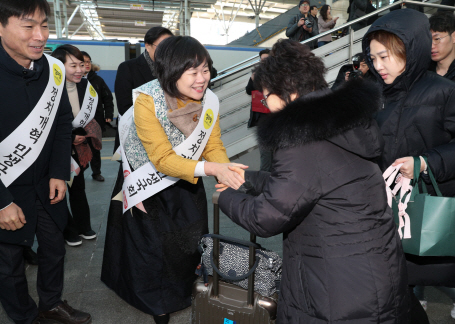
[33,316,56,324]
[153,314,170,324]
[92,174,104,182]
[40,300,91,324]
[33,317,54,324]
[65,235,82,247]
[23,247,39,265]
[79,230,97,240]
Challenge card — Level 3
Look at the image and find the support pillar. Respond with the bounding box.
[53,0,63,38]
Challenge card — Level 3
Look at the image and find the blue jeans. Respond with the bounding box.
[318,41,331,47]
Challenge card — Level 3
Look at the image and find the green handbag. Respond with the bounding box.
[392,156,455,256]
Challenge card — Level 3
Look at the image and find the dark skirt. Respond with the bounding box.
[101,165,208,315]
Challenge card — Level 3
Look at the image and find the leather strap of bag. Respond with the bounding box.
[413,156,443,197]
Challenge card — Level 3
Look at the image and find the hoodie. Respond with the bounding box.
[362,9,455,197]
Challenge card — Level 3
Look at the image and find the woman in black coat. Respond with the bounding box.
[363,9,455,322]
[217,39,409,323]
[52,45,102,245]
[363,7,455,282]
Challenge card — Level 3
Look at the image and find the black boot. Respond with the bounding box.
[153,314,170,324]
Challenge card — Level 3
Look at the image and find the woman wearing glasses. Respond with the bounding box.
[362,9,455,323]
[216,38,409,323]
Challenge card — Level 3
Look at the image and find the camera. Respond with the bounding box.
[303,17,313,29]
[348,69,363,80]
[348,60,363,80]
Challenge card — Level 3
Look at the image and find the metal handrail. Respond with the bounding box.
[212,0,455,83]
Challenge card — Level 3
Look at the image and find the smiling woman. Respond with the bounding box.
[52,44,102,247]
[101,36,248,324]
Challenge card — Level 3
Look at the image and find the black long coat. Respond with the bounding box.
[0,45,73,245]
[219,80,409,323]
[86,70,114,131]
[114,53,154,116]
[114,53,154,151]
[363,9,455,286]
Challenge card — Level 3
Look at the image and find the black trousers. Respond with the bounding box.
[88,139,101,177]
[0,200,65,324]
[65,168,92,237]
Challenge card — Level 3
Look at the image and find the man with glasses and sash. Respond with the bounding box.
[0,1,91,323]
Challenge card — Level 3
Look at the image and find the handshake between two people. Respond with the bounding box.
[203,162,247,192]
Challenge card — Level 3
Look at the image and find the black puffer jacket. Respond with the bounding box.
[363,9,455,198]
[363,9,455,287]
[219,80,409,323]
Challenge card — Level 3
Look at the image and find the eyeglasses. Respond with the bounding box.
[261,93,270,108]
[84,61,91,64]
[301,3,309,7]
[432,34,450,45]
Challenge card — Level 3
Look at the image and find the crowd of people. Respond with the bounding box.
[1,0,455,324]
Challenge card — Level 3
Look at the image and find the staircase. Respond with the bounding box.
[213,25,369,158]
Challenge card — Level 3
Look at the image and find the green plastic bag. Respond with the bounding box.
[392,156,455,256]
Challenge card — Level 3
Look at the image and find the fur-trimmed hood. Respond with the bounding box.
[257,79,383,159]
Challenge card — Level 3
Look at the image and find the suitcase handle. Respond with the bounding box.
[212,191,256,306]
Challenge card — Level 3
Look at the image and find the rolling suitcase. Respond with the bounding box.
[191,191,278,324]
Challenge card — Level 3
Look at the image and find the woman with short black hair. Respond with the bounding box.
[101,36,247,324]
[217,39,409,323]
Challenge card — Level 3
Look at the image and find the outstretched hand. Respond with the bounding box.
[215,166,246,192]
[205,162,248,190]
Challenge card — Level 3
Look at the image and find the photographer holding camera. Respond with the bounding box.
[286,0,319,49]
[345,53,371,80]
[331,53,375,89]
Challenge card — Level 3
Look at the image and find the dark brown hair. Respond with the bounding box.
[253,39,327,105]
[320,5,330,22]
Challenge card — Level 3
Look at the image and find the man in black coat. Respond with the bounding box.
[114,26,173,151]
[0,1,91,323]
[114,27,173,116]
[428,12,455,80]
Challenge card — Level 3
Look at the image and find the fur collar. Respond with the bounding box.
[257,79,382,151]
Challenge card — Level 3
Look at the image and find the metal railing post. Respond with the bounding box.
[349,26,354,64]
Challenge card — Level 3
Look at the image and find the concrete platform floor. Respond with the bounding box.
[0,138,454,323]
